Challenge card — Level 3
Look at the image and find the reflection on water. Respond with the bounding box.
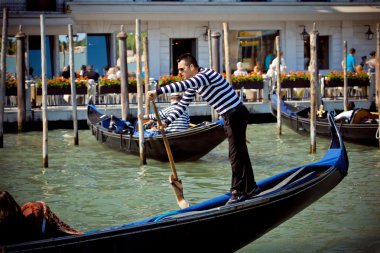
[1,124,379,252]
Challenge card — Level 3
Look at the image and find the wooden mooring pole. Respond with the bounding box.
[223,22,231,85]
[143,36,150,115]
[343,41,348,111]
[208,28,212,68]
[275,36,281,135]
[117,25,129,121]
[0,8,8,148]
[68,24,78,145]
[211,32,221,121]
[40,15,48,168]
[376,23,380,148]
[16,25,26,132]
[309,23,319,154]
[135,18,146,165]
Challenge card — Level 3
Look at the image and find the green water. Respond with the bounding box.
[1,124,379,252]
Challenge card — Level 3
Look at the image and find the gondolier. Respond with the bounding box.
[148,53,260,204]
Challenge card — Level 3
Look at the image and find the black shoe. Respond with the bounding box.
[226,186,261,205]
[247,185,261,197]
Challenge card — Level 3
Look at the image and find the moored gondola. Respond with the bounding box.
[270,92,379,147]
[86,99,227,162]
[3,112,349,253]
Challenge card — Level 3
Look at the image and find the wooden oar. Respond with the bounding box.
[151,100,190,209]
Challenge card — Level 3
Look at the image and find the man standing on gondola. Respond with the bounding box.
[147,53,260,205]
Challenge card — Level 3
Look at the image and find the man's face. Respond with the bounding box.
[178,60,195,80]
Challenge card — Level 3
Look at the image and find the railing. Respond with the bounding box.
[4,74,375,108]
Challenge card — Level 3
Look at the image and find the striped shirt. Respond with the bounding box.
[156,67,241,125]
[147,103,190,132]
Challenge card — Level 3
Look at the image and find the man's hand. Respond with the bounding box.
[157,121,167,131]
[147,90,157,101]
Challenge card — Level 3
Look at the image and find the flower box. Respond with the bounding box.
[325,71,370,87]
[99,86,120,94]
[324,79,370,88]
[281,80,310,88]
[5,87,17,96]
[37,87,87,95]
[98,85,142,94]
[232,82,263,90]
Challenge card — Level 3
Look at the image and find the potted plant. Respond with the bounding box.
[98,77,140,94]
[325,71,370,87]
[158,75,183,86]
[280,71,310,88]
[229,73,264,89]
[36,77,88,95]
[5,74,17,96]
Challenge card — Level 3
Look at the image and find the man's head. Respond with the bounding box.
[170,93,181,104]
[347,101,355,110]
[177,53,199,80]
[349,48,356,54]
[87,65,94,72]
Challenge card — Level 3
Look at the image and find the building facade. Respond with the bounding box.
[1,0,380,79]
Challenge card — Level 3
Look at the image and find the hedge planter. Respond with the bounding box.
[232,82,264,90]
[37,87,88,95]
[99,85,142,94]
[99,86,120,94]
[281,80,310,88]
[325,79,370,88]
[5,87,17,96]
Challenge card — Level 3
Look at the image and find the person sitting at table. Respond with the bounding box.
[141,93,190,133]
[0,191,83,245]
[334,101,355,122]
[233,62,248,76]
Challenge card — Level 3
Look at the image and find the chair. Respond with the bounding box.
[350,109,376,124]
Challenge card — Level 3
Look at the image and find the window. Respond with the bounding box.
[303,36,329,70]
[3,37,16,75]
[236,30,279,72]
[28,35,54,78]
[87,34,111,76]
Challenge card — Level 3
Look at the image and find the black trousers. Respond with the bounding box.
[223,104,256,194]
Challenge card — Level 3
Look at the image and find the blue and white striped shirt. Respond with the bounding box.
[148,103,190,132]
[157,67,241,125]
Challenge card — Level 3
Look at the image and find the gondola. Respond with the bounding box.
[270,92,379,147]
[3,112,349,253]
[86,99,226,162]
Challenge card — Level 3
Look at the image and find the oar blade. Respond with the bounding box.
[169,175,190,209]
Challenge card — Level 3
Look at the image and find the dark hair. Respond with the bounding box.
[0,191,22,220]
[177,53,199,68]
[347,101,355,110]
[349,48,356,54]
[369,51,376,57]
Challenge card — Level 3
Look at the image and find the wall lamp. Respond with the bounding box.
[299,25,309,41]
[365,25,374,40]
[203,26,209,41]
[66,34,79,43]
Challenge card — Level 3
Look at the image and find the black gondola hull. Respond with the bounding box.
[87,103,226,162]
[3,168,345,253]
[270,93,378,147]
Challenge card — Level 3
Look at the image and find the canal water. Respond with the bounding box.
[1,123,379,252]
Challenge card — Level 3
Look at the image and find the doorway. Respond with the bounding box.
[171,39,196,75]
